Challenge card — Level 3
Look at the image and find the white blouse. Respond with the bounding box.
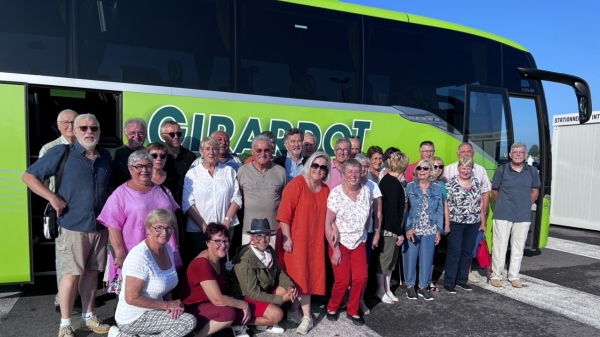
[327,184,371,250]
[182,163,242,232]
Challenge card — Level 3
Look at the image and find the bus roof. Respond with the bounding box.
[281,0,528,52]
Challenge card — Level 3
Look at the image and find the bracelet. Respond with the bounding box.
[224,217,233,222]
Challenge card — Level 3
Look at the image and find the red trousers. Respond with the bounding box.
[327,243,368,316]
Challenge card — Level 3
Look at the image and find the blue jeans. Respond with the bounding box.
[444,222,480,287]
[402,234,436,288]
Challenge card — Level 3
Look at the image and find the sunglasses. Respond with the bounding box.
[77,126,99,132]
[433,165,444,169]
[416,166,430,171]
[162,131,182,138]
[311,163,328,172]
[151,153,167,159]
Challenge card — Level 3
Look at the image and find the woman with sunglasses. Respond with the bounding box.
[276,151,331,335]
[403,159,444,301]
[145,142,168,186]
[180,223,251,337]
[229,218,297,334]
[109,209,196,337]
[426,156,448,292]
[98,151,182,296]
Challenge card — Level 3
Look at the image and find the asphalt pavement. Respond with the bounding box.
[2,225,600,337]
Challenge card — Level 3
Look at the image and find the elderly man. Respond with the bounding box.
[349,136,361,158]
[191,130,242,171]
[490,142,540,289]
[303,132,317,160]
[39,109,78,312]
[238,134,287,246]
[23,114,112,337]
[326,137,351,189]
[111,118,147,187]
[405,140,435,182]
[161,121,197,205]
[244,131,276,164]
[274,128,305,182]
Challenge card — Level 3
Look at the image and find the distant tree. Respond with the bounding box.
[529,144,540,158]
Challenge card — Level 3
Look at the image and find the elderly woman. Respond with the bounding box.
[374,152,408,304]
[366,146,384,184]
[98,151,182,296]
[229,218,298,334]
[403,159,443,301]
[182,137,242,262]
[276,151,331,335]
[180,223,251,337]
[145,142,168,186]
[443,157,486,293]
[325,158,371,326]
[109,209,196,337]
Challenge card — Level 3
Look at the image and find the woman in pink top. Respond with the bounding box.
[98,150,182,294]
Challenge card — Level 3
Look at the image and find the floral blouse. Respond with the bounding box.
[447,176,482,224]
[327,184,371,250]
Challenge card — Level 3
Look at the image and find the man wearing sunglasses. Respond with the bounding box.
[405,140,435,182]
[111,118,148,188]
[161,121,197,205]
[238,135,287,247]
[23,114,113,336]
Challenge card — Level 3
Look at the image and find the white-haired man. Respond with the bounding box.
[111,118,147,187]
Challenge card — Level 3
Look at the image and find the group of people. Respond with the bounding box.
[24,109,541,337]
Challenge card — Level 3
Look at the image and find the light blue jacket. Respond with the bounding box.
[405,181,444,234]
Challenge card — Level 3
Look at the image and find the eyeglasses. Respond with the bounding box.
[252,234,271,241]
[131,164,153,171]
[311,163,328,172]
[162,132,182,138]
[416,166,430,171]
[433,165,444,169]
[150,153,167,159]
[58,121,74,126]
[335,148,350,153]
[77,126,99,132]
[303,143,315,148]
[209,239,230,246]
[254,148,271,153]
[151,225,174,233]
[127,131,146,137]
[512,151,526,155]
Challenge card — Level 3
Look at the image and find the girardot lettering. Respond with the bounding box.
[147,106,372,156]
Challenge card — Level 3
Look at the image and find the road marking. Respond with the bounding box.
[0,288,21,322]
[546,237,600,260]
[475,274,600,330]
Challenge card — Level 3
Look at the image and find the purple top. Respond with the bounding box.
[98,182,182,283]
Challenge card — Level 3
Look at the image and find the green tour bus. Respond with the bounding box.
[0,0,592,284]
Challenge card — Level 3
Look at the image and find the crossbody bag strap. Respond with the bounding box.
[54,144,71,197]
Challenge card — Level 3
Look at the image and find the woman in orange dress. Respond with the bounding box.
[276,151,331,335]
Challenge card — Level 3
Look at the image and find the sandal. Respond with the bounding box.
[359,300,370,315]
[428,285,441,292]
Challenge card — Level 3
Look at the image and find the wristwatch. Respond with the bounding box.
[374,228,380,232]
[224,217,233,222]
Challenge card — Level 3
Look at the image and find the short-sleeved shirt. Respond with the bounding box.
[237,162,287,232]
[116,242,177,324]
[326,160,344,190]
[327,184,370,249]
[492,164,541,222]
[181,257,227,306]
[364,179,382,233]
[111,145,135,188]
[447,177,482,224]
[445,162,492,193]
[163,146,197,205]
[26,141,112,232]
[38,136,71,192]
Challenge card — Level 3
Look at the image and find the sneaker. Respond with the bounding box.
[406,287,418,300]
[58,325,75,337]
[82,315,110,334]
[456,284,473,291]
[376,291,394,304]
[296,316,313,335]
[256,324,285,334]
[231,326,250,337]
[490,279,503,287]
[386,291,400,302]
[444,286,456,294]
[418,288,434,301]
[286,309,303,324]
[510,279,523,288]
[468,272,481,283]
[108,326,122,337]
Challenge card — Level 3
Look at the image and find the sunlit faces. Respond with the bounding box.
[433,159,444,180]
[207,232,229,258]
[285,133,303,159]
[161,124,182,148]
[310,157,328,181]
[458,164,473,180]
[148,222,173,243]
[129,159,153,182]
[251,234,271,251]
[343,164,361,186]
[149,150,167,170]
[416,163,432,181]
[303,134,317,158]
[457,144,474,159]
[349,138,361,158]
[419,145,435,160]
[334,141,350,163]
[358,160,369,178]
[509,147,527,164]
[252,140,272,165]
[200,142,218,165]
[125,123,147,149]
[213,131,231,156]
[74,118,100,150]
[57,113,76,139]
[369,153,383,171]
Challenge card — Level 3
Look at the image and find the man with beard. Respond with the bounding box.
[237,135,287,247]
[111,118,147,188]
[23,114,112,337]
[161,121,197,205]
[274,128,305,182]
[191,130,242,172]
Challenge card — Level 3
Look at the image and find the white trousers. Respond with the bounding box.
[491,219,531,281]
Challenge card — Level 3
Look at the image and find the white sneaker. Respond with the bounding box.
[108,326,122,337]
[468,272,481,283]
[296,316,313,335]
[231,325,250,337]
[256,324,285,333]
[286,309,303,324]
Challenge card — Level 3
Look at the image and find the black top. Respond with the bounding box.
[379,174,407,235]
[110,145,135,188]
[273,155,306,168]
[163,146,197,206]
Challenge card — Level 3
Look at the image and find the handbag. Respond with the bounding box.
[475,234,491,269]
[43,145,70,239]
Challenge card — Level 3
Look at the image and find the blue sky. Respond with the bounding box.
[347,0,600,123]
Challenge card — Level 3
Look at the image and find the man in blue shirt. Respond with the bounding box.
[274,128,305,182]
[489,142,541,289]
[23,114,112,337]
